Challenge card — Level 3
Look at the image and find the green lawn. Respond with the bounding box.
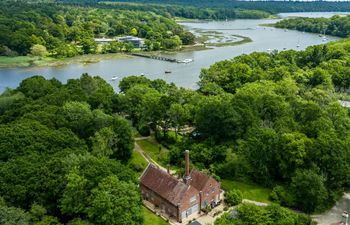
[221,179,271,203]
[142,206,169,225]
[136,138,169,167]
[129,151,148,176]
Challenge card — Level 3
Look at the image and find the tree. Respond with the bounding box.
[0,200,31,225]
[195,94,241,142]
[81,38,96,54]
[291,169,328,212]
[30,44,48,57]
[168,103,190,139]
[30,204,47,222]
[88,176,143,225]
[180,31,195,45]
[60,171,89,215]
[224,189,242,206]
[18,76,58,100]
[119,76,151,93]
[276,132,312,179]
[130,28,138,36]
[62,101,93,138]
[91,127,117,158]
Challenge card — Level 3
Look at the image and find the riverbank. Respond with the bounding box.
[0,33,250,68]
[0,53,131,68]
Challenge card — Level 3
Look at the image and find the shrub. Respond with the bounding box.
[202,205,211,214]
[225,189,243,206]
[270,185,295,207]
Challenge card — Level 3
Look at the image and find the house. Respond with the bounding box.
[139,150,221,223]
[94,36,144,48]
[93,37,114,45]
[117,36,145,48]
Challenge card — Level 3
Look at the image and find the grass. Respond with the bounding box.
[222,179,272,203]
[142,206,169,225]
[136,138,169,167]
[129,151,149,176]
[0,56,55,67]
[0,53,130,68]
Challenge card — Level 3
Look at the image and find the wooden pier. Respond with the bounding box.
[129,53,178,63]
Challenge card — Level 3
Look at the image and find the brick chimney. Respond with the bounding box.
[183,150,191,184]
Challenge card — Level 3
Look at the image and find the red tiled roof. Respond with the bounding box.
[190,169,211,191]
[140,164,189,206]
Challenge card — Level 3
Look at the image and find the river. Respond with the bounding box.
[0,12,343,93]
[0,11,349,224]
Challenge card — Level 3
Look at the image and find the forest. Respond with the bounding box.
[0,74,142,224]
[116,38,350,215]
[2,37,350,224]
[61,1,271,20]
[275,15,350,38]
[0,1,195,58]
[0,0,275,59]
[98,0,350,13]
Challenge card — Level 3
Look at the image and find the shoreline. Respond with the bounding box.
[0,35,251,69]
[0,53,132,69]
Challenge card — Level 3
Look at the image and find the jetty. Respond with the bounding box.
[129,53,177,63]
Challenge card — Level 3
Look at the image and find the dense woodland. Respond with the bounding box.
[61,1,271,20]
[0,2,195,57]
[98,0,350,13]
[116,38,350,214]
[2,1,350,224]
[276,15,350,38]
[2,37,350,224]
[0,75,142,224]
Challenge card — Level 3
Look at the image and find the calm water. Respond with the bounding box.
[0,12,342,93]
[278,12,350,18]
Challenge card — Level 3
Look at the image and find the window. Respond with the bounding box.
[190,195,196,203]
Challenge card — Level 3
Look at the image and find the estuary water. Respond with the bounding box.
[0,12,343,93]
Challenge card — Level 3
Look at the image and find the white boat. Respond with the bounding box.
[296,44,300,48]
[178,59,194,64]
[111,76,118,81]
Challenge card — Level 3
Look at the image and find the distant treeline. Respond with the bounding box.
[0,1,195,57]
[57,1,271,20]
[275,15,350,38]
[56,0,350,13]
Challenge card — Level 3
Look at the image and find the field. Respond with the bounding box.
[221,179,272,203]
